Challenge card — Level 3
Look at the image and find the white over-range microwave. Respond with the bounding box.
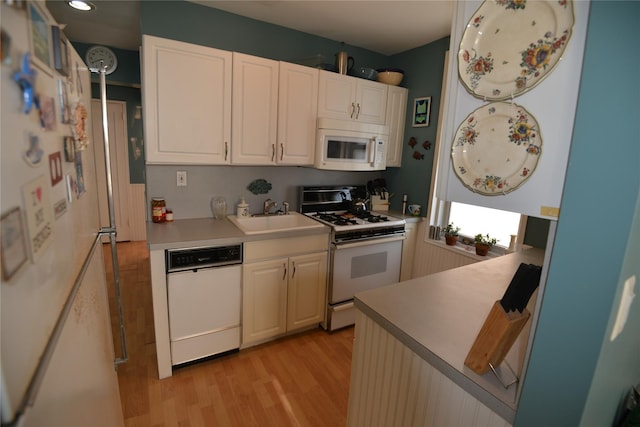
[315,118,389,171]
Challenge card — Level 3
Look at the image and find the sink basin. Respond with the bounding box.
[228,212,325,235]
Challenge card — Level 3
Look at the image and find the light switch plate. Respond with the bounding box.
[610,275,636,341]
[177,171,187,187]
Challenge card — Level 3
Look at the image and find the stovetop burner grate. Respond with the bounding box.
[300,185,406,243]
[312,210,393,226]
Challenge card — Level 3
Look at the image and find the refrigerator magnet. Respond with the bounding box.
[21,175,54,261]
[39,95,56,131]
[1,207,29,281]
[63,136,75,162]
[53,199,68,219]
[49,152,63,186]
[65,174,76,203]
[58,79,70,124]
[23,133,44,167]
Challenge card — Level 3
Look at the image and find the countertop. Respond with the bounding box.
[146,211,417,251]
[354,248,544,423]
[146,216,330,251]
[387,210,423,223]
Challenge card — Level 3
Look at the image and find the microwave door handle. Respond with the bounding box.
[369,138,376,165]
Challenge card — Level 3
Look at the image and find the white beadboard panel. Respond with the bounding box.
[348,310,511,427]
[128,184,147,241]
[411,239,480,277]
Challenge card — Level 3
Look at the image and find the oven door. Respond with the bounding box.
[330,236,403,304]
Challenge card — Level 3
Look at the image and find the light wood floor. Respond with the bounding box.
[103,241,354,427]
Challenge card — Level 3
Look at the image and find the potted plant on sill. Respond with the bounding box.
[443,223,461,246]
[474,233,497,256]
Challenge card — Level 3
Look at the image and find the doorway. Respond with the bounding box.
[91,99,131,242]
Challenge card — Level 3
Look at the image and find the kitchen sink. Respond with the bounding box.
[228,212,326,235]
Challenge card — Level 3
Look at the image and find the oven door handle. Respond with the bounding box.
[331,301,354,312]
[332,235,405,250]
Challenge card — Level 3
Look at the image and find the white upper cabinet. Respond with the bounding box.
[385,85,408,167]
[232,58,318,166]
[277,62,319,165]
[231,52,279,165]
[318,71,388,125]
[142,35,231,164]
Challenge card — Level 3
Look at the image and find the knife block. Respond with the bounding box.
[371,194,389,211]
[464,301,530,375]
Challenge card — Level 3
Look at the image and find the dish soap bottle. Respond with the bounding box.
[237,197,250,217]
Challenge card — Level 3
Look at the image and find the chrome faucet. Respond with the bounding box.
[263,198,277,215]
[282,201,289,215]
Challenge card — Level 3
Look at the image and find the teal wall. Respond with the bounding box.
[89,84,146,184]
[72,44,141,86]
[71,42,145,184]
[140,1,389,72]
[515,2,640,425]
[383,37,450,214]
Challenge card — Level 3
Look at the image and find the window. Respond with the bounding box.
[447,202,522,247]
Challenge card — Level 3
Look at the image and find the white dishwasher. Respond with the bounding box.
[166,244,242,366]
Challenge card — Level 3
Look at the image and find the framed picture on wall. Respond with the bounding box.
[27,0,52,75]
[412,96,431,128]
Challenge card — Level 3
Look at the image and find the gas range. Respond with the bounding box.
[308,210,405,243]
[299,186,405,243]
[300,185,406,331]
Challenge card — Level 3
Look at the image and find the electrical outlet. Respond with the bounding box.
[177,171,187,187]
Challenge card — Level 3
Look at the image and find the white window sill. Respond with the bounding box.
[423,238,506,262]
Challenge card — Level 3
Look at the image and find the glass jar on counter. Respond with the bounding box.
[151,197,166,223]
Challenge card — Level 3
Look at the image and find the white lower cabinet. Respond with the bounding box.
[242,235,328,346]
[286,252,327,330]
[400,220,418,281]
[243,258,288,342]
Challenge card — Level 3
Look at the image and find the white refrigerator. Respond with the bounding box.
[1,2,125,426]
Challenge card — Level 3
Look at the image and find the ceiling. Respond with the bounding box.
[45,1,454,56]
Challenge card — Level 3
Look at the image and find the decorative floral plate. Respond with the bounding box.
[458,0,574,100]
[451,102,542,195]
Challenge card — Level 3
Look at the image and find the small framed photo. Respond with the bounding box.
[1,207,28,281]
[27,0,52,75]
[412,96,432,128]
[58,79,70,124]
[51,25,69,76]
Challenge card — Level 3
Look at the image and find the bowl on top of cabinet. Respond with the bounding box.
[349,66,378,81]
[377,68,404,85]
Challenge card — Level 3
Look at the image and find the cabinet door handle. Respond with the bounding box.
[350,102,356,118]
[272,144,275,162]
[282,263,287,280]
[280,143,284,161]
[291,261,296,279]
[225,141,228,161]
[356,103,361,119]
